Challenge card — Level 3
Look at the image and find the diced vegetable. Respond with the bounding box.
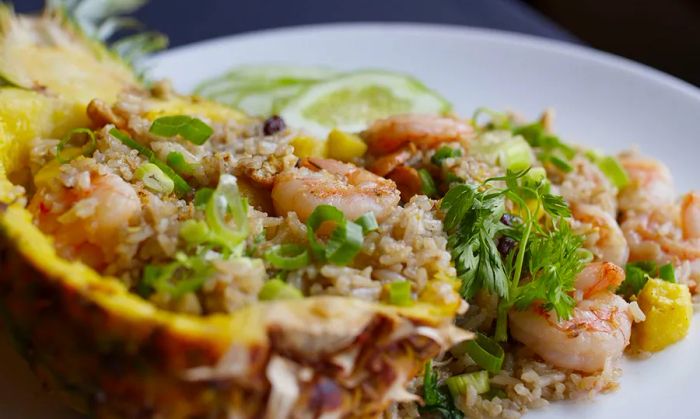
[431,146,462,166]
[135,162,175,194]
[289,135,327,158]
[326,129,368,161]
[194,187,214,209]
[264,244,310,270]
[179,219,211,245]
[634,278,692,352]
[56,128,96,163]
[446,371,490,398]
[258,278,303,300]
[388,281,413,306]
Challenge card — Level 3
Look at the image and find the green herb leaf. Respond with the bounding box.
[149,115,214,145]
[418,168,438,198]
[420,360,464,419]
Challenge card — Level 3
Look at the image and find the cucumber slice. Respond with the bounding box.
[194,65,338,115]
[278,71,451,138]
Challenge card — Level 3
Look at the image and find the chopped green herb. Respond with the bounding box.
[597,155,630,189]
[306,205,364,265]
[135,162,175,194]
[420,360,464,419]
[258,278,303,300]
[618,261,676,298]
[453,332,504,374]
[265,244,310,270]
[149,115,214,145]
[659,263,676,283]
[204,174,248,255]
[166,151,196,176]
[446,371,490,398]
[418,168,438,198]
[355,212,378,234]
[109,128,191,196]
[388,281,413,306]
[56,128,96,164]
[194,187,214,209]
[432,146,463,165]
[139,252,214,298]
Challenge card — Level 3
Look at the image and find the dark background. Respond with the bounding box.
[16,0,700,86]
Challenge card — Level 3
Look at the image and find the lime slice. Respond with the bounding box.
[194,65,338,115]
[278,70,451,138]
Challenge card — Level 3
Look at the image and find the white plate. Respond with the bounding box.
[3,23,699,419]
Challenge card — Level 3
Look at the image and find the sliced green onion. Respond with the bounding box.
[194,187,214,209]
[431,146,462,166]
[265,244,309,270]
[355,212,378,234]
[575,248,594,264]
[418,168,438,198]
[547,154,573,173]
[179,219,211,245]
[135,162,175,194]
[205,174,248,252]
[453,332,505,374]
[139,255,213,299]
[306,204,363,265]
[500,137,533,172]
[523,166,547,188]
[167,151,196,176]
[149,115,214,145]
[56,128,96,163]
[388,281,413,306]
[484,388,507,400]
[445,371,490,398]
[659,263,676,283]
[109,128,191,196]
[597,156,630,189]
[258,278,303,300]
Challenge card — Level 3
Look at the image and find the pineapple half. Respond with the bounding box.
[0,5,470,418]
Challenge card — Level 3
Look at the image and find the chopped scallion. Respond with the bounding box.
[258,278,303,300]
[597,156,630,189]
[135,162,175,194]
[388,281,413,306]
[547,154,573,173]
[149,115,214,145]
[265,244,310,270]
[659,263,676,283]
[179,219,211,245]
[431,146,462,166]
[445,371,490,398]
[167,151,196,176]
[109,128,191,196]
[194,187,214,209]
[418,168,438,198]
[205,174,248,253]
[453,332,504,374]
[355,212,378,234]
[56,128,96,164]
[306,204,364,265]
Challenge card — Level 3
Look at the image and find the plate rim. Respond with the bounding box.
[153,21,700,103]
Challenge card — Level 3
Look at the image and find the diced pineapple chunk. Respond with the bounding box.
[290,135,327,158]
[634,278,692,352]
[326,129,367,162]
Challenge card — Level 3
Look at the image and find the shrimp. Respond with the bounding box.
[28,170,142,268]
[571,203,629,267]
[362,114,473,155]
[271,157,400,223]
[621,192,700,285]
[618,151,675,213]
[509,262,632,373]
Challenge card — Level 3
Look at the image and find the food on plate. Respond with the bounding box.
[0,2,697,419]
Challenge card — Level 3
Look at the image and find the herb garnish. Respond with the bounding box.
[149,115,214,145]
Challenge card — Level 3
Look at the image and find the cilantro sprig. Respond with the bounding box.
[441,168,585,342]
[420,361,464,419]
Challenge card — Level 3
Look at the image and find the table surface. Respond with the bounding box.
[17,0,576,47]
